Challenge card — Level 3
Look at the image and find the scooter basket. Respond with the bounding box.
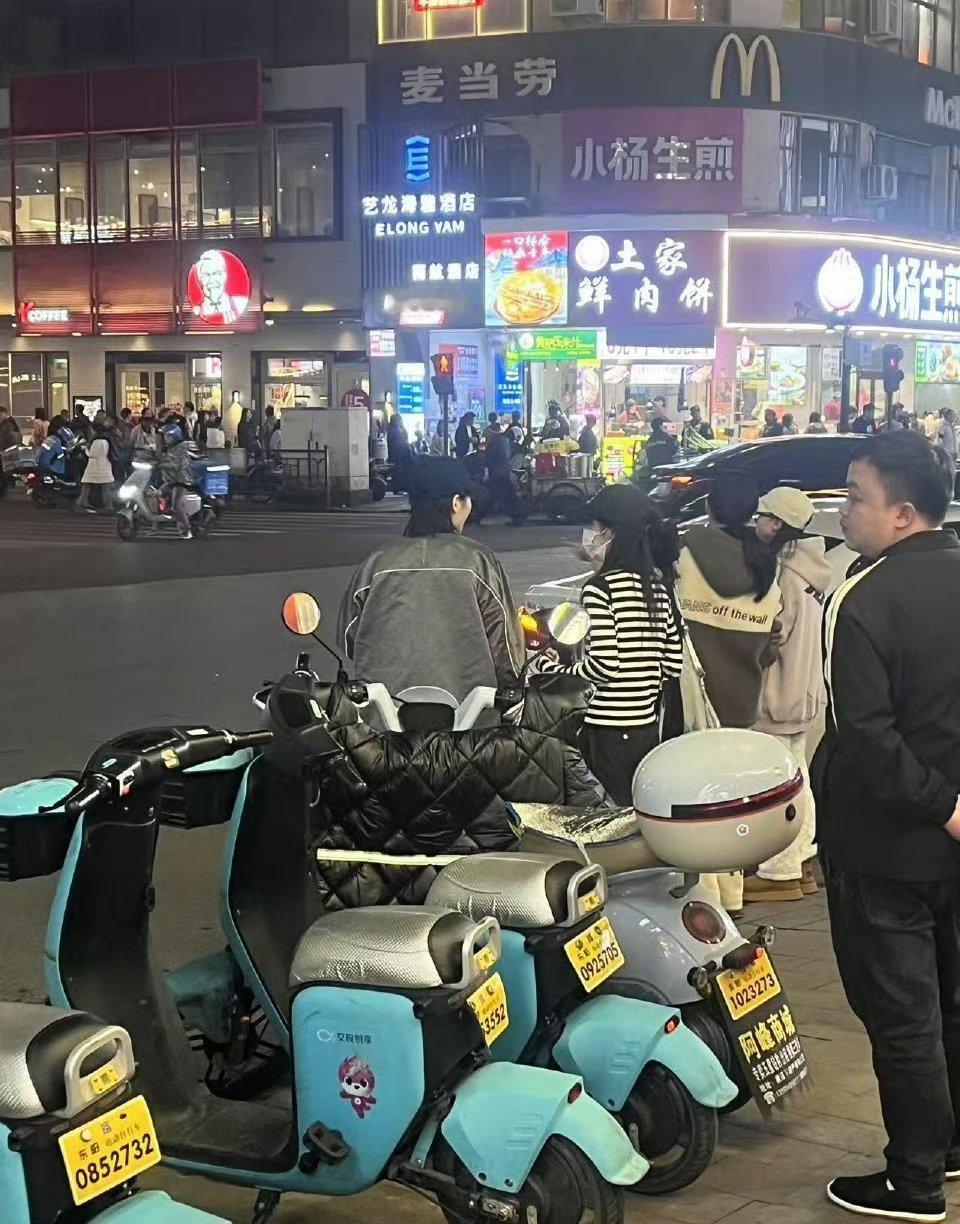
[157,749,255,828]
[0,778,78,881]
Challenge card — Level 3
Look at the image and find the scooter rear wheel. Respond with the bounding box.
[436,1135,623,1224]
[680,1002,753,1114]
[619,1064,717,1195]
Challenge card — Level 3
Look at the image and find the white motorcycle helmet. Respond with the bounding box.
[632,729,804,872]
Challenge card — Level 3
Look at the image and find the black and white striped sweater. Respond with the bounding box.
[544,569,684,727]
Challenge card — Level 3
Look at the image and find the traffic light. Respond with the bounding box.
[882,344,905,398]
[431,352,455,398]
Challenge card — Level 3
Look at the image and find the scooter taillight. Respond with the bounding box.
[681,901,729,946]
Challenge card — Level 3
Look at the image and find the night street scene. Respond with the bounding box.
[2,3,960,1223]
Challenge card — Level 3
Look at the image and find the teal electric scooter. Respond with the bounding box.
[0,1002,226,1222]
[428,852,735,1194]
[0,726,645,1224]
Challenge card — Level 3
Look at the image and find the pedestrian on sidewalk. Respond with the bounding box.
[75,434,115,513]
[532,484,684,805]
[814,431,960,1223]
[338,456,524,703]
[743,487,829,905]
[676,473,780,914]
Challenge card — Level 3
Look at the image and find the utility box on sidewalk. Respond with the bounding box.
[281,409,371,505]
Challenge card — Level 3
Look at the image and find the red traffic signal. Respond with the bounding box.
[882,344,905,397]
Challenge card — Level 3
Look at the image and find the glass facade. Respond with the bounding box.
[1,122,339,246]
[780,117,859,217]
[1,352,70,430]
[379,0,529,42]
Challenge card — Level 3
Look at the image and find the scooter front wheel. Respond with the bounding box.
[619,1065,717,1196]
[436,1136,623,1224]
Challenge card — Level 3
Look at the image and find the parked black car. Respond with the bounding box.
[645,434,865,524]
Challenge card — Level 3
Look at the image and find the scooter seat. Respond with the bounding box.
[428,853,590,930]
[289,905,489,992]
[510,803,662,875]
[0,1003,126,1122]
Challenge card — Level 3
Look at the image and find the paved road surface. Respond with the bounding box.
[0,500,927,1224]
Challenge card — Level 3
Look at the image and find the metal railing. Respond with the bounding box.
[277,444,330,505]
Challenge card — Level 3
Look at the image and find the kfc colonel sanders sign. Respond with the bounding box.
[187,249,251,326]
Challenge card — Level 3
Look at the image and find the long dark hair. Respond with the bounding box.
[707,473,777,601]
[597,500,681,612]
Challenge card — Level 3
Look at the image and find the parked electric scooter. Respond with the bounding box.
[2,727,646,1224]
[284,596,808,1119]
[115,451,222,541]
[0,1000,227,1222]
[157,619,735,1196]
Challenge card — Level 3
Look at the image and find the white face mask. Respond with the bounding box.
[582,527,610,563]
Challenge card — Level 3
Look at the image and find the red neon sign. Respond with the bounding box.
[412,0,485,10]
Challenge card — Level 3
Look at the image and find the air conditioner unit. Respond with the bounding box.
[869,0,902,41]
[863,163,899,202]
[550,0,604,16]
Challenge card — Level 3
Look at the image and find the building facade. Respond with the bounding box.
[0,0,367,469]
[352,0,960,449]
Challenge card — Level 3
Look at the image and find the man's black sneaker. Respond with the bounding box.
[827,1173,946,1222]
[945,1159,960,1182]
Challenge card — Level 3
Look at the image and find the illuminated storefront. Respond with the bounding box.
[723,229,960,428]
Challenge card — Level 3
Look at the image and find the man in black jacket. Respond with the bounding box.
[813,431,960,1223]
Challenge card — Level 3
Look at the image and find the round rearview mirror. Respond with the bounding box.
[548,602,590,648]
[282,592,321,637]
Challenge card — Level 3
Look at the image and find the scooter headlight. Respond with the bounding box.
[131,461,154,471]
[118,483,137,499]
[682,901,729,946]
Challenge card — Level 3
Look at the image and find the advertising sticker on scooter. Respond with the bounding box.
[712,949,808,1110]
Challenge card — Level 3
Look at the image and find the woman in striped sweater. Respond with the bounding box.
[537,484,684,804]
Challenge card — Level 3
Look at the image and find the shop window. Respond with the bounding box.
[901,0,954,67]
[780,116,859,216]
[606,0,727,18]
[15,141,58,244]
[949,147,960,232]
[45,356,70,420]
[180,130,260,240]
[59,139,89,243]
[128,134,173,238]
[274,125,337,239]
[800,0,864,34]
[95,137,127,241]
[11,354,44,422]
[873,133,933,227]
[263,356,330,410]
[0,143,12,246]
[378,0,528,42]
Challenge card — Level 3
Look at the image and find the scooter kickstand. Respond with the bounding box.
[251,1189,281,1224]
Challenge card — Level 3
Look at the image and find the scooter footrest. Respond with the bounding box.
[298,1121,351,1171]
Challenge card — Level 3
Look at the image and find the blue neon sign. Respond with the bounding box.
[405,135,431,184]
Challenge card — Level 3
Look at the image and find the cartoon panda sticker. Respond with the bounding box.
[339,1055,377,1119]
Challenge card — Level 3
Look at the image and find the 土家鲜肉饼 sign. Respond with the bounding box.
[568,230,722,331]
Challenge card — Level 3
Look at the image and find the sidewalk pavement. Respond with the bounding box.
[145,882,960,1224]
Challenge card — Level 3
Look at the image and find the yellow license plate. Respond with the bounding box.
[716,950,782,1021]
[467,973,510,1046]
[59,1095,161,1206]
[564,917,624,993]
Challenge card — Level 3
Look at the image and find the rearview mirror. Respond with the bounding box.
[548,602,590,648]
[282,593,322,637]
